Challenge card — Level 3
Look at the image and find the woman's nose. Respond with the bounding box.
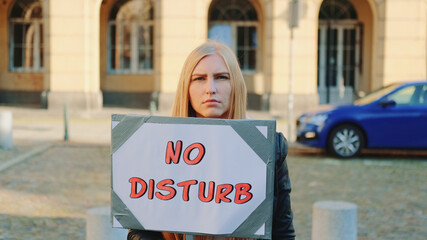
[205,76,217,94]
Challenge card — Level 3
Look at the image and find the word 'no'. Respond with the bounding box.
[165,140,205,165]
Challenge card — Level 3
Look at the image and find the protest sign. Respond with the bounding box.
[111,115,276,239]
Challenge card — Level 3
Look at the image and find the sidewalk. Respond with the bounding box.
[1,106,293,143]
[0,106,304,171]
[1,105,423,170]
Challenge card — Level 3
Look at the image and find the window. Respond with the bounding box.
[208,0,258,71]
[319,0,358,20]
[9,0,44,72]
[421,85,427,105]
[388,86,416,106]
[108,0,154,74]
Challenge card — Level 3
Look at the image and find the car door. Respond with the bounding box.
[364,84,427,148]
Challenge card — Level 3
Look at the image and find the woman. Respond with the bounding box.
[128,41,295,240]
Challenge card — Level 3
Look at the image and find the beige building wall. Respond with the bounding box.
[0,0,426,114]
[380,0,426,87]
[348,0,374,95]
[157,0,210,111]
[268,0,319,117]
[46,0,102,109]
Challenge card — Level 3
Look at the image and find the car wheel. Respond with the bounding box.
[327,124,364,158]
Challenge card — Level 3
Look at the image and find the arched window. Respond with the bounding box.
[208,0,258,71]
[317,0,360,104]
[319,0,357,20]
[108,0,154,74]
[9,0,44,72]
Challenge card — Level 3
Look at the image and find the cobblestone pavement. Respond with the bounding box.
[0,143,110,239]
[1,143,426,240]
[288,152,427,240]
[0,107,426,239]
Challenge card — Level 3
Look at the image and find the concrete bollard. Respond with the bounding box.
[86,207,128,240]
[312,201,357,240]
[0,111,13,149]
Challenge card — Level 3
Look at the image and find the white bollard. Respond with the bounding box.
[86,207,128,240]
[312,201,357,240]
[0,111,13,149]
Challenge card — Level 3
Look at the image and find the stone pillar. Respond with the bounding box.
[46,0,102,111]
[312,201,358,240]
[156,0,209,113]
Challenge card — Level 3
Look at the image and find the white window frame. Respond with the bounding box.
[9,17,43,72]
[317,20,361,104]
[107,19,153,74]
[106,0,155,74]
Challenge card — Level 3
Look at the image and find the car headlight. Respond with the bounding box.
[307,113,328,126]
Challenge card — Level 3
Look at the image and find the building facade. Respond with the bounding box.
[0,0,426,117]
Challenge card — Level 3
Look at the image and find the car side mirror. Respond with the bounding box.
[379,99,396,108]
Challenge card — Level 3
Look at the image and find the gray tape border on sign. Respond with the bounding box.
[111,114,150,154]
[228,120,276,239]
[111,114,276,239]
[111,190,145,230]
[111,114,146,230]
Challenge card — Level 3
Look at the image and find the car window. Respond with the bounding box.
[354,83,401,105]
[420,85,427,105]
[387,86,415,106]
[387,85,427,106]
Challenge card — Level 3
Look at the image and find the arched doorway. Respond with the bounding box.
[100,0,156,108]
[317,0,361,104]
[208,0,259,72]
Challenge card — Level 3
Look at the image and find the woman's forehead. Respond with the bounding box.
[192,54,229,74]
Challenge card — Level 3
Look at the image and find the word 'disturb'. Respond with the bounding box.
[128,140,254,204]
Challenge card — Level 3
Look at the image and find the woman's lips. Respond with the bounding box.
[203,99,220,106]
[204,99,220,103]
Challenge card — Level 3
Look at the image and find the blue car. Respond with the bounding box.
[296,80,427,158]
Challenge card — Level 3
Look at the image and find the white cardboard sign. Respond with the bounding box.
[111,115,276,239]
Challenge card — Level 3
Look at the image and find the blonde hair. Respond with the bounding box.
[171,40,247,119]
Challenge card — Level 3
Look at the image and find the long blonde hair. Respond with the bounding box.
[171,40,247,119]
[167,41,251,240]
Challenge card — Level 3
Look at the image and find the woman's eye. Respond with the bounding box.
[193,77,205,81]
[216,75,229,80]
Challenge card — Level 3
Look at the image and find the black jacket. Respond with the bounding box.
[271,132,295,240]
[128,132,295,240]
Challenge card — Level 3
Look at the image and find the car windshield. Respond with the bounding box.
[354,83,402,105]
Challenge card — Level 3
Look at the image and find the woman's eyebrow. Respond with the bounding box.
[214,72,230,75]
[191,72,229,76]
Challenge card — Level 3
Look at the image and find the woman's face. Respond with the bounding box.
[189,54,232,118]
